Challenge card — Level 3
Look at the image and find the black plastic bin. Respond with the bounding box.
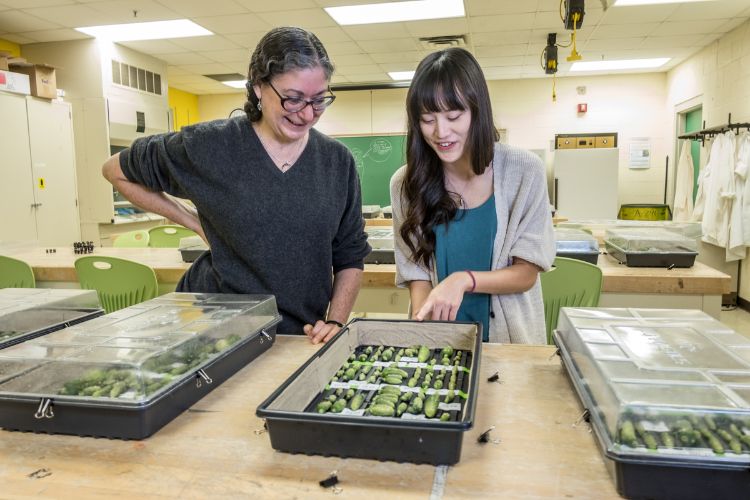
[257,318,482,465]
[0,293,280,439]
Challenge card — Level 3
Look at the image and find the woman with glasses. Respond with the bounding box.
[102,26,370,344]
[391,48,555,344]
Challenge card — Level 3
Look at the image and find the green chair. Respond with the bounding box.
[540,256,603,345]
[0,255,35,288]
[74,256,158,313]
[113,230,150,248]
[148,225,198,248]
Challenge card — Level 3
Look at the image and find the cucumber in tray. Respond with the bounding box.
[616,413,750,455]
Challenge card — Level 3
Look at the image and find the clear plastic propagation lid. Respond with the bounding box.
[554,228,599,253]
[0,288,102,346]
[559,220,702,243]
[0,292,279,405]
[604,227,698,253]
[556,307,750,463]
[366,227,394,249]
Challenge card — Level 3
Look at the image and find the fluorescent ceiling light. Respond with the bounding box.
[76,19,212,42]
[388,71,416,81]
[614,0,712,5]
[570,58,670,71]
[221,80,247,89]
[325,0,464,26]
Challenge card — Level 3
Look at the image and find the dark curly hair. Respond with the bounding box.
[399,47,499,268]
[244,27,335,122]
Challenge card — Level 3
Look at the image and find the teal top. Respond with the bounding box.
[434,194,497,342]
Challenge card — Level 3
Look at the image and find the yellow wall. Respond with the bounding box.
[168,87,199,130]
[0,39,21,57]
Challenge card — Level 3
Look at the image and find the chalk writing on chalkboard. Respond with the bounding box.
[335,134,406,206]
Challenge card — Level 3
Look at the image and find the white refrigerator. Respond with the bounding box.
[553,148,620,220]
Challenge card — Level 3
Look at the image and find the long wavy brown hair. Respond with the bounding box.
[399,48,499,268]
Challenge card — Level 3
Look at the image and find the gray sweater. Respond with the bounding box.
[390,143,556,344]
[120,116,370,334]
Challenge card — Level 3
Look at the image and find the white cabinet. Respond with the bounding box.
[553,148,620,220]
[0,90,81,245]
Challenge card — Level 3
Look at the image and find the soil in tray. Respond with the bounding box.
[304,344,471,422]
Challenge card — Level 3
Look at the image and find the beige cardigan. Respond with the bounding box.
[390,143,556,344]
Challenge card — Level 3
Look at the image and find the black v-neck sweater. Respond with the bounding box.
[120,116,370,333]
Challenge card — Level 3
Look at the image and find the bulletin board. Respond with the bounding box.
[335,134,406,207]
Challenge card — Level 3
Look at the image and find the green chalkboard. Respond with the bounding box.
[335,134,406,207]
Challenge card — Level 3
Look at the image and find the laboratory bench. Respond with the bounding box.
[2,246,731,318]
[0,337,618,499]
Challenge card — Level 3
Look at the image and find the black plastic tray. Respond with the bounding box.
[0,307,104,350]
[554,330,750,500]
[364,249,395,265]
[556,251,599,265]
[257,318,481,465]
[0,323,278,439]
[179,248,205,263]
[605,241,697,268]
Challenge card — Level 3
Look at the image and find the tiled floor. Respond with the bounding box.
[719,307,750,338]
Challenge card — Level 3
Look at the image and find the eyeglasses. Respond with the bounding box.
[267,81,336,113]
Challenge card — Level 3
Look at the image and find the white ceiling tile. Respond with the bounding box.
[342,23,410,41]
[1,0,74,6]
[179,62,236,74]
[199,48,250,63]
[656,19,733,36]
[670,0,750,21]
[330,74,349,84]
[476,55,525,67]
[482,66,524,79]
[83,0,182,23]
[0,9,61,31]
[356,38,420,53]
[338,63,383,75]
[589,23,661,39]
[583,37,645,50]
[167,74,216,84]
[330,53,374,66]
[343,73,390,83]
[171,35,240,51]
[470,13,535,33]
[472,30,532,46]
[0,33,36,44]
[236,0,318,11]
[465,0,540,16]
[716,17,749,34]
[223,32,266,49]
[475,44,529,58]
[639,34,707,49]
[155,0,249,17]
[403,18,469,38]
[601,4,679,25]
[157,52,215,65]
[167,66,192,76]
[369,51,424,64]
[311,26,354,44]
[536,0,563,12]
[256,8,337,28]
[532,11,565,30]
[193,14,271,34]
[15,27,87,43]
[324,41,363,55]
[118,40,187,55]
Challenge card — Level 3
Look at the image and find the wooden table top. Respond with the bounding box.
[0,338,618,499]
[5,246,730,295]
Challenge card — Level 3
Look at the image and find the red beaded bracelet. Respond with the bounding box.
[465,270,476,293]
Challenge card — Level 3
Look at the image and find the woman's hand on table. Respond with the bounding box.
[414,271,473,321]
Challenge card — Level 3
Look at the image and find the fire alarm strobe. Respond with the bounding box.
[577,103,588,113]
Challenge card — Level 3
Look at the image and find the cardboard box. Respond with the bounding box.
[8,62,56,99]
[0,69,31,95]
